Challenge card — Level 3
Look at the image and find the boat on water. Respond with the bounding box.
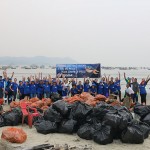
[24,66,31,69]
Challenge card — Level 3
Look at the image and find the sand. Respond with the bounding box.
[0,94,150,150]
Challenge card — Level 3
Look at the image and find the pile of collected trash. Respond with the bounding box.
[10,97,52,111]
[0,92,150,145]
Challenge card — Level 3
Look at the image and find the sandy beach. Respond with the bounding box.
[0,94,150,150]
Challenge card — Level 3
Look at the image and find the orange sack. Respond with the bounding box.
[0,99,4,105]
[1,127,27,143]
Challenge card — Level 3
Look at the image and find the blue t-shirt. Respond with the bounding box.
[43,84,51,93]
[30,84,37,94]
[11,82,18,92]
[84,83,90,92]
[57,84,63,91]
[139,83,147,94]
[18,85,24,94]
[0,81,4,89]
[77,85,83,93]
[114,80,121,91]
[37,84,44,94]
[90,87,97,94]
[109,83,118,93]
[24,84,30,95]
[71,88,78,95]
[51,85,58,93]
[97,84,104,94]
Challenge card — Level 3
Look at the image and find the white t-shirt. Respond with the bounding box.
[126,87,134,95]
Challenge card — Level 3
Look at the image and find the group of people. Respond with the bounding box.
[0,71,149,105]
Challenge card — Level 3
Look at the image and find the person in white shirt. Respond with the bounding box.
[125,83,134,96]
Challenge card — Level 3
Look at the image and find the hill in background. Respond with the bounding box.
[0,56,78,65]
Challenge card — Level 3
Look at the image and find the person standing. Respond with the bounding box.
[10,78,18,101]
[77,81,84,94]
[30,81,37,98]
[18,81,24,100]
[0,76,4,100]
[131,78,139,103]
[114,72,121,101]
[43,81,51,98]
[139,76,150,105]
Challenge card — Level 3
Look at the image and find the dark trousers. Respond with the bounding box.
[132,93,138,103]
[140,94,147,104]
[13,91,17,101]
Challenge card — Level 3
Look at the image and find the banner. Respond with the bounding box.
[56,64,101,78]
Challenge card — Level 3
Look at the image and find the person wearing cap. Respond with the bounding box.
[24,81,30,100]
[30,80,37,98]
[139,76,150,105]
[18,81,24,100]
[90,84,97,96]
[51,80,58,94]
[71,84,78,96]
[77,81,83,94]
[10,78,18,101]
[43,81,51,98]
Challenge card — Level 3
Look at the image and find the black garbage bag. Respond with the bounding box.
[77,123,96,140]
[118,110,133,130]
[44,107,62,123]
[93,103,116,121]
[3,110,21,126]
[93,125,113,145]
[51,93,60,102]
[0,115,5,127]
[58,119,77,134]
[52,100,68,116]
[139,122,150,139]
[121,124,144,144]
[103,113,121,129]
[134,104,150,118]
[35,120,57,134]
[70,102,92,120]
[142,113,150,126]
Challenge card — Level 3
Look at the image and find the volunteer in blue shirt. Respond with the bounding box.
[114,72,121,101]
[7,78,13,104]
[109,77,118,95]
[139,77,150,105]
[0,76,4,99]
[71,84,78,96]
[77,81,84,94]
[18,81,24,100]
[57,81,63,96]
[30,81,37,98]
[51,81,58,93]
[37,80,44,100]
[43,81,51,98]
[103,82,109,98]
[24,81,30,100]
[84,78,91,92]
[90,84,97,96]
[10,78,18,101]
[97,81,104,95]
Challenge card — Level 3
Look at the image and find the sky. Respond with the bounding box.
[0,0,150,67]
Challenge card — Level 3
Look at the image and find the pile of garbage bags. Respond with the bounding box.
[34,100,150,145]
[0,99,150,145]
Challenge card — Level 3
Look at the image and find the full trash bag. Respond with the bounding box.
[35,120,57,134]
[77,123,96,140]
[134,104,150,118]
[121,124,144,144]
[44,107,62,123]
[51,93,60,102]
[139,122,150,139]
[1,127,27,143]
[58,119,77,134]
[141,113,150,126]
[70,102,92,120]
[0,115,5,127]
[3,111,21,126]
[52,100,69,116]
[93,125,113,145]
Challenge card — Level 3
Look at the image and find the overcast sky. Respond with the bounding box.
[0,0,150,66]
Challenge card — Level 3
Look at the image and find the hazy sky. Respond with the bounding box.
[0,0,150,66]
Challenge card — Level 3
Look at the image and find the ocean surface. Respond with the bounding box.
[0,68,150,93]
